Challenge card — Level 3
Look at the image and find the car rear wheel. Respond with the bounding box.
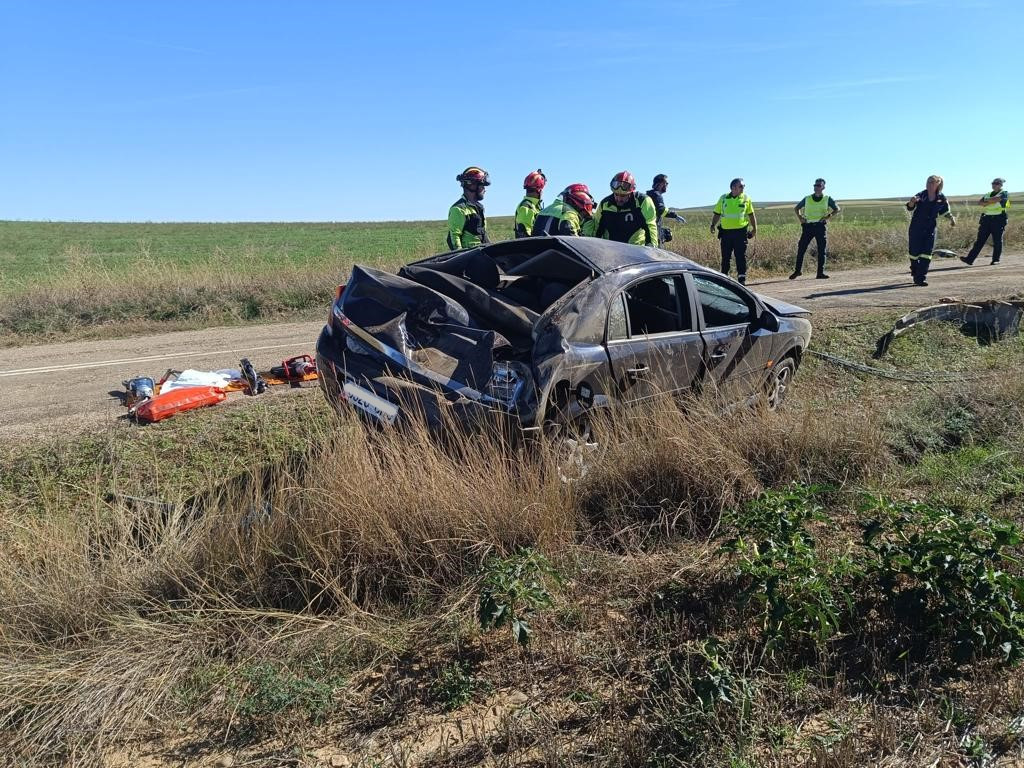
[765,357,797,411]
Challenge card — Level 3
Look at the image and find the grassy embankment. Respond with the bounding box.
[1,196,1018,345]
[2,312,1024,766]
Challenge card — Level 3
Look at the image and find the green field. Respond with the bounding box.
[1,196,1017,345]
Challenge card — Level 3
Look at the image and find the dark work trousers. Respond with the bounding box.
[719,228,749,277]
[966,213,1007,263]
[908,226,937,284]
[794,222,828,275]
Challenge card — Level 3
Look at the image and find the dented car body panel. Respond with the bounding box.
[316,236,812,430]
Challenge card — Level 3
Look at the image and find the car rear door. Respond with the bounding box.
[604,273,705,406]
[690,273,775,403]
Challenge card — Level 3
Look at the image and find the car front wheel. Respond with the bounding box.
[764,357,797,411]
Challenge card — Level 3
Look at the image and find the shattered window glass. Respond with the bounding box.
[694,276,754,328]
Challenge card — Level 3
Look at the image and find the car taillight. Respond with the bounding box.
[327,284,346,327]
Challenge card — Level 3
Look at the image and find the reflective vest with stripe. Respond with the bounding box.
[983,192,1009,216]
[717,194,750,229]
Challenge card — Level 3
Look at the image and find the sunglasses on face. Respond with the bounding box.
[611,181,634,191]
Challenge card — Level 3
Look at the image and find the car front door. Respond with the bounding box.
[690,273,775,403]
[604,273,705,406]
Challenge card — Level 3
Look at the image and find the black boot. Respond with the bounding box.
[914,258,930,286]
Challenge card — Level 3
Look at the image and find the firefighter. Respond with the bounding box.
[790,178,841,279]
[906,174,955,286]
[447,166,491,250]
[710,178,757,284]
[961,177,1009,266]
[514,169,547,238]
[646,173,686,245]
[593,171,659,247]
[531,184,597,236]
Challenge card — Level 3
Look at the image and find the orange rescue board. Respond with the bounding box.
[134,386,227,423]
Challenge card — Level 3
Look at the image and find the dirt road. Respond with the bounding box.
[2,257,1020,438]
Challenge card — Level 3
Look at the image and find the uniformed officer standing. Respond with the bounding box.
[514,169,547,238]
[593,171,659,247]
[710,178,757,284]
[906,174,955,286]
[646,173,686,245]
[961,177,1010,266]
[532,184,597,236]
[790,178,841,279]
[447,166,491,250]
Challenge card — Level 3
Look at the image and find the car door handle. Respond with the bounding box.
[710,348,728,360]
[626,364,649,379]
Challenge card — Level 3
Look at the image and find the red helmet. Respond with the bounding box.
[456,166,491,186]
[523,168,547,192]
[610,170,636,193]
[562,183,596,217]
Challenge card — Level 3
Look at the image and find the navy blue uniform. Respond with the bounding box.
[906,190,950,285]
[907,190,949,256]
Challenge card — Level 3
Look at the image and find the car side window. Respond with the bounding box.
[622,275,688,336]
[693,276,754,327]
[607,293,628,341]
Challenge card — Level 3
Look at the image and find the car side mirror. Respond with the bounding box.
[757,310,779,332]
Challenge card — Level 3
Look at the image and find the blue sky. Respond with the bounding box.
[1,0,1020,222]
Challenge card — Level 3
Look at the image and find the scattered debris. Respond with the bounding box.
[873,299,1024,358]
[119,352,318,423]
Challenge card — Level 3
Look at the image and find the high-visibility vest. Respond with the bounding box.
[983,192,1009,216]
[803,194,831,222]
[716,194,751,229]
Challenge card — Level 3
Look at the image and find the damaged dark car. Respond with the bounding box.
[316,236,812,449]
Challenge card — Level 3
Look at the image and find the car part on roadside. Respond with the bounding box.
[240,358,268,395]
[873,299,1024,358]
[122,376,155,408]
[131,385,227,423]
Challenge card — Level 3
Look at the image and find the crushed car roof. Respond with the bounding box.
[553,236,711,274]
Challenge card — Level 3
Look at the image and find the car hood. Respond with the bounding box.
[756,294,811,317]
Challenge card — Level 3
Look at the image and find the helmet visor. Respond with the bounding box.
[610,180,634,192]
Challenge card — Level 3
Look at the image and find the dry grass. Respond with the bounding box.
[3,327,1024,764]
[0,386,891,763]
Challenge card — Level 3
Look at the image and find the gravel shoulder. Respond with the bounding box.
[1,256,1020,439]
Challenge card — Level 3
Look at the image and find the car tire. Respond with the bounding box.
[764,357,797,411]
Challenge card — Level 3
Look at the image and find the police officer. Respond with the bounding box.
[961,177,1009,266]
[646,173,686,245]
[447,166,491,250]
[532,184,597,236]
[593,171,659,247]
[790,178,841,280]
[906,174,955,286]
[710,178,757,284]
[514,169,547,238]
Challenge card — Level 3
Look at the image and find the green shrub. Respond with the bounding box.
[862,497,1024,663]
[430,661,488,711]
[232,661,342,732]
[723,486,860,654]
[477,548,560,647]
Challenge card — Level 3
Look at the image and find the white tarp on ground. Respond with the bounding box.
[160,369,239,392]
